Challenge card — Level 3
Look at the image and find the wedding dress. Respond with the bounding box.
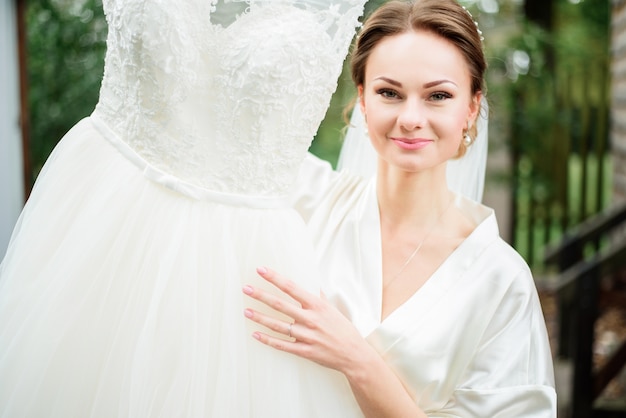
[0,1,366,416]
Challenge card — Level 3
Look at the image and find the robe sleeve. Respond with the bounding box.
[430,268,557,418]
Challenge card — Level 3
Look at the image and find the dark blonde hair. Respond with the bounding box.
[351,0,486,157]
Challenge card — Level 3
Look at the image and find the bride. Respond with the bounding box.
[0,1,367,416]
[244,0,557,416]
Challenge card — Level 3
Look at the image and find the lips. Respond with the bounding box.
[390,137,433,151]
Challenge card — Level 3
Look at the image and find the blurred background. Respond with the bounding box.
[1,0,625,416]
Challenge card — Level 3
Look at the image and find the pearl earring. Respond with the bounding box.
[463,132,472,146]
[463,120,473,146]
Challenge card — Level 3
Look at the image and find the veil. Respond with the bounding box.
[336,98,489,202]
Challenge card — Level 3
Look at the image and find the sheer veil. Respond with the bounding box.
[336,98,489,202]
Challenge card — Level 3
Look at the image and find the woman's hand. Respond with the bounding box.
[242,266,371,376]
[243,266,426,418]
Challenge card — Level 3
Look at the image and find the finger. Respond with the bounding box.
[256,266,315,308]
[242,283,301,320]
[244,308,295,339]
[252,331,298,353]
[252,330,317,363]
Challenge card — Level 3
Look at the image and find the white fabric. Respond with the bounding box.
[0,1,366,417]
[337,99,490,203]
[292,156,557,417]
[95,0,363,195]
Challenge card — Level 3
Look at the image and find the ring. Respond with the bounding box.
[287,323,293,338]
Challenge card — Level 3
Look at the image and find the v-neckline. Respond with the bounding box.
[359,185,494,339]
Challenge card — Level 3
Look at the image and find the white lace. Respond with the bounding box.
[95,0,364,196]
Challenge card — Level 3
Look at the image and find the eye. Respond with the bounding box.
[376,88,400,99]
[430,91,452,101]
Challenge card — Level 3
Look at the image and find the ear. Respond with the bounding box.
[357,84,366,115]
[468,91,482,128]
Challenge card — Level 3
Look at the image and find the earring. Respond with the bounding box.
[463,131,472,146]
[463,120,473,146]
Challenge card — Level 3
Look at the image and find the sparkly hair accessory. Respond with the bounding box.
[462,6,484,42]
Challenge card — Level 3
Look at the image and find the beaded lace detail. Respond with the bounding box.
[94,0,364,196]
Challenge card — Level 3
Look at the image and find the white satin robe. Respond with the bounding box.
[292,155,557,417]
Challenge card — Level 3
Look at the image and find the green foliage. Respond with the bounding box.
[486,0,608,186]
[311,61,356,167]
[489,0,611,266]
[26,0,106,180]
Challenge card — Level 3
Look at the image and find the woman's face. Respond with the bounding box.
[359,30,481,174]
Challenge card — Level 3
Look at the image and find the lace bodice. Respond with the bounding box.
[94,0,364,196]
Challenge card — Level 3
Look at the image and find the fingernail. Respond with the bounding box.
[256,266,267,275]
[252,332,261,340]
[242,285,253,295]
[244,308,253,318]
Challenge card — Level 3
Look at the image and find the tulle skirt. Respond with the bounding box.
[0,116,360,417]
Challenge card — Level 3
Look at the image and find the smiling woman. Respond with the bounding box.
[243,1,558,417]
[358,29,481,176]
[355,27,482,317]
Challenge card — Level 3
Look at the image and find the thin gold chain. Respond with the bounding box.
[383,196,454,291]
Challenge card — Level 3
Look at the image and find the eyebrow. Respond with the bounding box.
[374,76,458,89]
[424,79,458,88]
[374,76,402,87]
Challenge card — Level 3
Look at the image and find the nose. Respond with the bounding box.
[397,99,425,132]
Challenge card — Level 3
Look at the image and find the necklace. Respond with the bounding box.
[383,196,454,291]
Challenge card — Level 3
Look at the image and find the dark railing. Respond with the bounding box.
[544,201,626,417]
